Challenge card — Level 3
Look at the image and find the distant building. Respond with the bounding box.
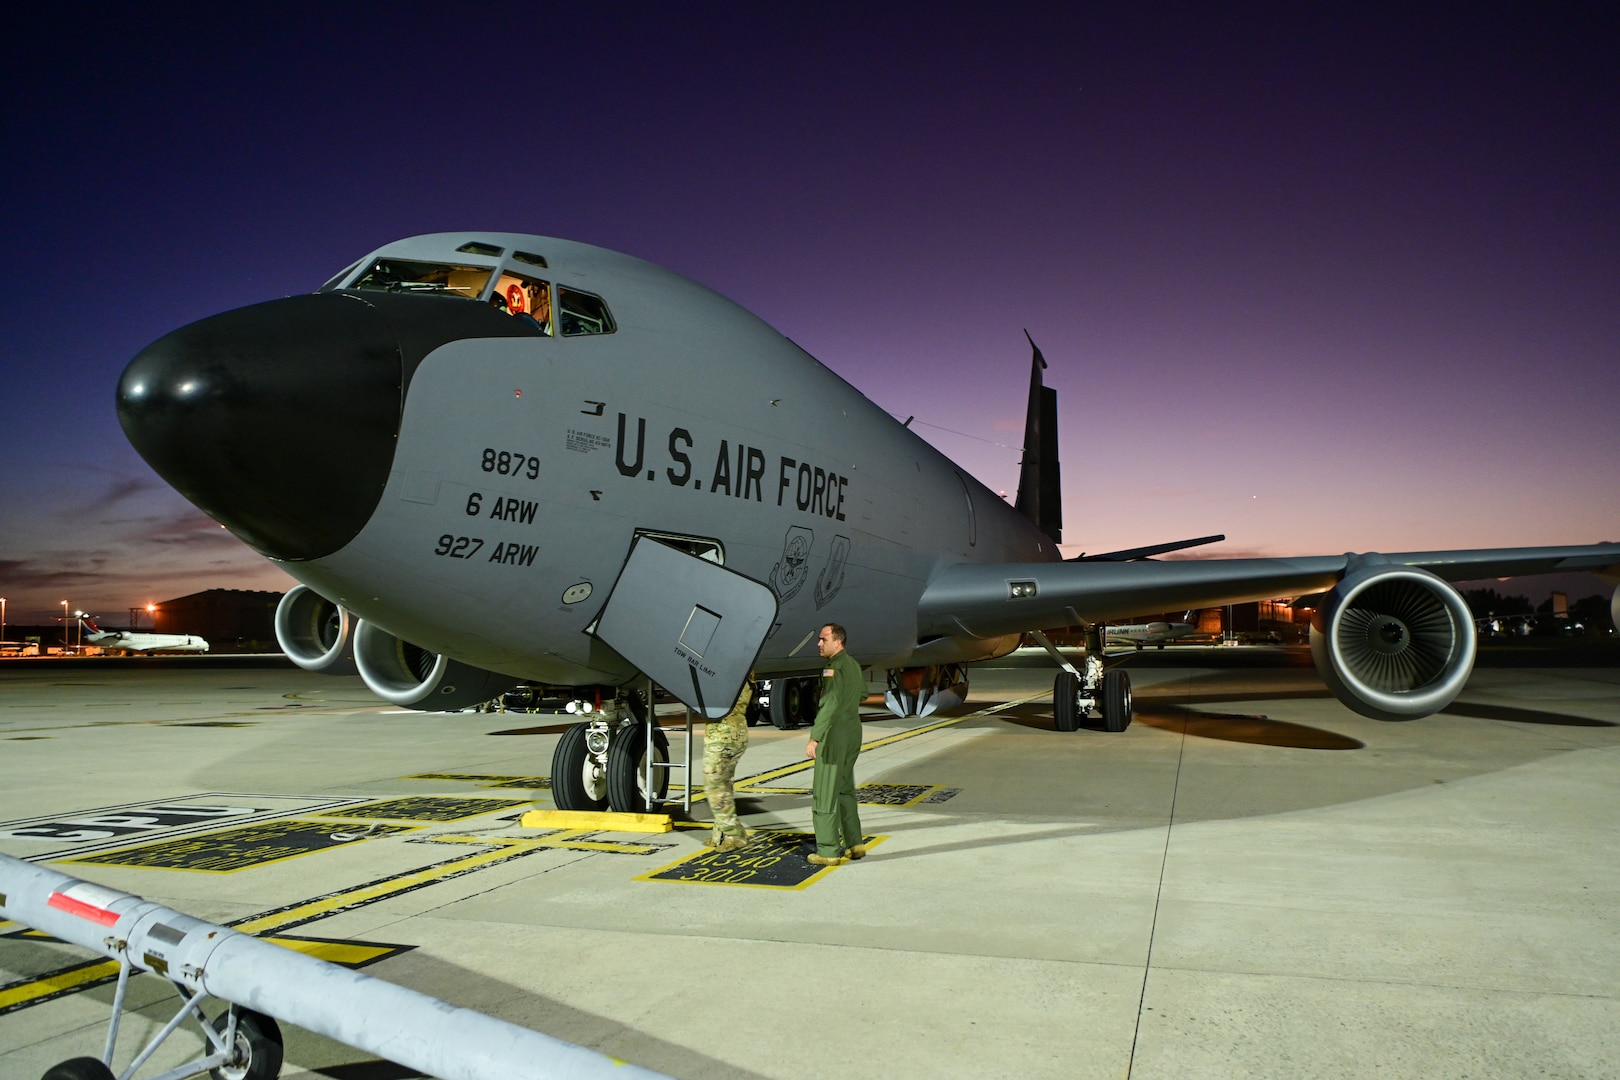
[152,589,283,652]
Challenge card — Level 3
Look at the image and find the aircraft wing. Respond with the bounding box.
[916,544,1620,640]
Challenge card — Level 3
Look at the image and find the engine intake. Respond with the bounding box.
[353,620,519,711]
[1310,564,1476,721]
[274,585,356,674]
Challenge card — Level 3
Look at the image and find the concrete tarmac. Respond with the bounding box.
[2,646,1617,1079]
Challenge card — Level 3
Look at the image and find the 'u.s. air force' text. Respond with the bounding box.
[614,413,848,521]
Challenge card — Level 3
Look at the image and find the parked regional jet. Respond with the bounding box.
[79,616,209,655]
[115,232,1620,813]
[1106,612,1203,650]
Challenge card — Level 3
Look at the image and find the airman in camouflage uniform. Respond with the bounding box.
[703,678,753,851]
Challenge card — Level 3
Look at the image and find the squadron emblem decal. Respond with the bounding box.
[769,526,814,603]
[814,534,850,609]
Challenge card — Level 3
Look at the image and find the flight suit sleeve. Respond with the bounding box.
[810,664,839,743]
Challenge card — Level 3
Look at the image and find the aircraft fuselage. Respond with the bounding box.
[121,234,1057,686]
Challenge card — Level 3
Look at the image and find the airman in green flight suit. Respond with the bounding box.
[806,623,867,865]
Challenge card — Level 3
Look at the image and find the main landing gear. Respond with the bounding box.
[1037,626,1134,734]
[550,690,670,813]
[756,676,820,730]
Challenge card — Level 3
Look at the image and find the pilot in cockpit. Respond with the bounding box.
[490,276,552,336]
[526,281,552,336]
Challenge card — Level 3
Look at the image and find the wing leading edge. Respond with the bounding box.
[916,543,1620,641]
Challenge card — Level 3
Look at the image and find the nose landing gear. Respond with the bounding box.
[550,689,674,812]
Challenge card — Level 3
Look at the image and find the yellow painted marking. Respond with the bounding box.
[310,796,527,822]
[730,694,1045,793]
[0,959,120,1012]
[433,832,663,856]
[2,833,610,1014]
[1,937,404,1014]
[519,809,671,833]
[64,820,420,874]
[227,835,557,934]
[262,936,401,966]
[635,832,889,890]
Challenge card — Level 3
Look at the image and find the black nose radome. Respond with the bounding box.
[118,292,404,561]
[119,291,542,561]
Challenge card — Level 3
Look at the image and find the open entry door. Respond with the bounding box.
[592,537,779,718]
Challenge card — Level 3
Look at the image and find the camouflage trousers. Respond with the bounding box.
[703,738,748,840]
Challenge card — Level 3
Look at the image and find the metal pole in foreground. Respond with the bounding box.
[0,854,670,1080]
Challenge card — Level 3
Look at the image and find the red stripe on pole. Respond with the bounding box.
[48,891,120,926]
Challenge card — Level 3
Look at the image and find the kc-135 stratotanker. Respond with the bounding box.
[117,232,1620,812]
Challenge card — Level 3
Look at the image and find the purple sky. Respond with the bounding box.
[2,7,1616,626]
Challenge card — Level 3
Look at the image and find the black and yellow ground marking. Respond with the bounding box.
[64,819,420,873]
[309,796,530,822]
[404,772,551,790]
[720,694,1042,798]
[0,931,413,1016]
[0,795,365,859]
[637,830,886,889]
[1,829,672,1015]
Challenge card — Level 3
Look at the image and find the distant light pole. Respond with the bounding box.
[75,611,85,650]
[61,600,69,651]
[147,603,157,630]
[1,596,7,643]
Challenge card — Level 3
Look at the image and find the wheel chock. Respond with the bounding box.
[520,809,673,833]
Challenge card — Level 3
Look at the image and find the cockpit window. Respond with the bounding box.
[558,286,616,336]
[349,259,494,299]
[318,259,362,292]
[456,241,504,257]
[488,272,552,336]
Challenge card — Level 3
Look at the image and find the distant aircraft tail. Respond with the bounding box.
[80,616,103,634]
[1013,331,1062,545]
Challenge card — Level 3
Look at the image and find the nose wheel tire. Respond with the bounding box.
[1053,671,1081,732]
[551,722,609,811]
[1101,670,1133,732]
[606,723,670,812]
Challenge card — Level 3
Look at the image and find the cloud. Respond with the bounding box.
[48,467,165,521]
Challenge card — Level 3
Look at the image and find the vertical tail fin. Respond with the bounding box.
[1014,331,1062,545]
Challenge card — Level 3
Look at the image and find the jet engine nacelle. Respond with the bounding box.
[274,584,357,675]
[1310,564,1477,721]
[352,619,520,711]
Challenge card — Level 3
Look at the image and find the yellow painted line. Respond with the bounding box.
[262,936,401,967]
[519,809,672,833]
[432,832,663,856]
[1,937,405,1015]
[0,959,120,1012]
[229,834,563,934]
[63,820,422,875]
[731,693,1046,792]
[2,832,609,1014]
